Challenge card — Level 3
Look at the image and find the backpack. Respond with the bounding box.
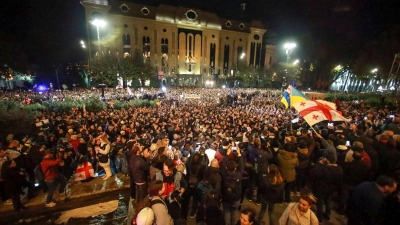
[196,180,213,204]
[34,164,45,181]
[222,176,240,204]
[134,199,170,225]
[188,162,202,189]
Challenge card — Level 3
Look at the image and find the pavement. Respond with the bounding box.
[0,174,131,224]
[1,174,348,225]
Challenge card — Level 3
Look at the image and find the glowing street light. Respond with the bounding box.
[293,59,299,65]
[90,19,106,55]
[284,43,296,88]
[372,68,378,73]
[240,53,245,59]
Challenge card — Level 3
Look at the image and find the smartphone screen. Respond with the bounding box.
[232,147,237,151]
[346,141,350,146]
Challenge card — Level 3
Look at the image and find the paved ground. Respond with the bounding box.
[0,174,347,225]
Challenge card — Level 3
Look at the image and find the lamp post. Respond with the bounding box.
[89,19,106,98]
[90,19,106,56]
[284,43,296,89]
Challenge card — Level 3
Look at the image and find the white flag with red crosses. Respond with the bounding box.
[292,100,350,126]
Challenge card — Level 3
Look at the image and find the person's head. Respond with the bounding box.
[239,208,257,225]
[298,140,307,149]
[376,175,397,195]
[191,152,202,164]
[158,147,167,156]
[148,180,165,197]
[298,193,317,213]
[163,159,175,177]
[44,150,53,159]
[100,134,110,144]
[352,141,364,152]
[253,138,261,148]
[267,164,283,185]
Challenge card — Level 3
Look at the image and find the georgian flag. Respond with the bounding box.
[292,100,350,126]
[74,162,95,181]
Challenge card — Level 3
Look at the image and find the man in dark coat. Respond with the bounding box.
[129,145,151,202]
[346,176,397,225]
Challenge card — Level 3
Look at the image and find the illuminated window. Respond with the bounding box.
[225,21,232,28]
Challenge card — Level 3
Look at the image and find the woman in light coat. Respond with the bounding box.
[96,134,112,180]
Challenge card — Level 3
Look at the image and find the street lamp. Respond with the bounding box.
[90,19,106,56]
[371,68,378,73]
[293,59,299,65]
[89,19,106,98]
[284,43,296,88]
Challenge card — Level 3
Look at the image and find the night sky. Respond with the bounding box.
[0,0,399,68]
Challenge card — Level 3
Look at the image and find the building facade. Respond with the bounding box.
[81,0,277,87]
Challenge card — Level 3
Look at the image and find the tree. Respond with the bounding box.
[89,53,119,87]
[130,49,155,86]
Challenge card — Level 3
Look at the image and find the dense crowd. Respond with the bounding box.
[0,87,399,225]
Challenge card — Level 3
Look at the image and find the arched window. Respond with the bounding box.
[127,35,131,45]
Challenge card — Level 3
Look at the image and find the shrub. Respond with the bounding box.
[82,97,105,112]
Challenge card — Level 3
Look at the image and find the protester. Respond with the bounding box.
[41,149,67,207]
[278,193,319,225]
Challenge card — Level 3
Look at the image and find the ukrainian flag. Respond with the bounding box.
[280,91,290,108]
[290,85,309,105]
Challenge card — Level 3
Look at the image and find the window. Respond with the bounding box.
[120,4,129,12]
[124,24,128,28]
[254,34,260,40]
[141,7,149,16]
[163,29,167,32]
[239,23,245,30]
[144,26,148,30]
[225,21,232,28]
[185,10,198,20]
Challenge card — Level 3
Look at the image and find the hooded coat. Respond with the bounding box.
[277,150,299,182]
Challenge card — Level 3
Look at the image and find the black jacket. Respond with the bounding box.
[258,174,285,204]
[310,163,343,193]
[129,154,150,183]
[206,167,222,193]
[343,160,371,187]
[346,182,387,225]
[221,155,244,202]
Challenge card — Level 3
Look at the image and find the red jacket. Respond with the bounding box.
[41,157,62,181]
[69,139,79,152]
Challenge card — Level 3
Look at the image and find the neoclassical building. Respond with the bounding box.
[81,0,277,87]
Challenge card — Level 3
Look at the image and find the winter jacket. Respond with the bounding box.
[343,160,371,187]
[277,150,299,182]
[129,154,150,183]
[41,156,62,181]
[220,155,244,202]
[206,167,222,193]
[310,163,343,193]
[258,174,285,204]
[296,147,311,169]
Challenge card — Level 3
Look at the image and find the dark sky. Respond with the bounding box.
[0,0,399,67]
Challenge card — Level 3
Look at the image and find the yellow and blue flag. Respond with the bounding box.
[280,91,290,108]
[281,85,309,108]
[289,85,309,105]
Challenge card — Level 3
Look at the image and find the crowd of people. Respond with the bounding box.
[0,87,399,225]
